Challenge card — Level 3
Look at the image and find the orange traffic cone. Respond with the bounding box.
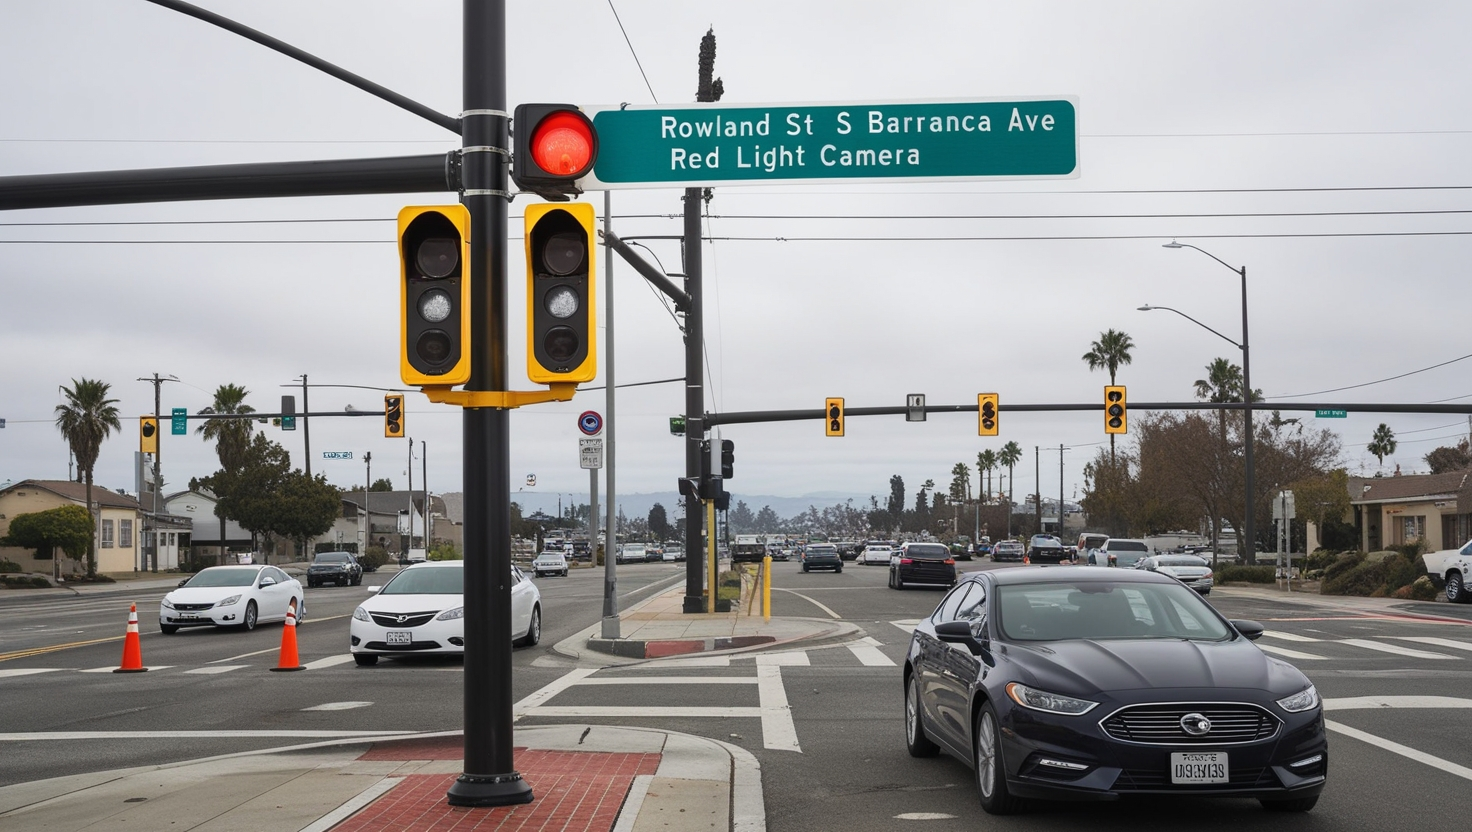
[270,598,305,672]
[1022,555,1031,565]
[114,602,147,673]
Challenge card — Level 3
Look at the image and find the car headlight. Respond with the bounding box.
[217,595,241,607]
[436,606,465,622]
[1005,682,1098,715]
[353,606,370,621]
[1277,685,1321,713]
[160,598,174,610]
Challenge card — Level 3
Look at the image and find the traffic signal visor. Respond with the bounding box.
[513,104,598,200]
[526,201,597,384]
[400,205,472,387]
[140,416,158,454]
[1105,385,1127,434]
[825,397,845,436]
[978,393,999,436]
[384,394,405,438]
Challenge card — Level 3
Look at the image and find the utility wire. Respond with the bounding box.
[1272,353,1472,399]
[606,1,658,104]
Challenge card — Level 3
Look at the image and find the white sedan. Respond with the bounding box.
[159,565,304,634]
[859,545,894,565]
[349,560,541,666]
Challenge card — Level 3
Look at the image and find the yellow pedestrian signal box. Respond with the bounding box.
[825,397,845,437]
[1105,385,1127,434]
[399,205,472,386]
[526,202,597,384]
[384,394,405,438]
[140,417,159,454]
[978,393,999,436]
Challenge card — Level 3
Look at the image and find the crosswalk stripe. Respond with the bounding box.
[0,668,61,679]
[1259,631,1322,642]
[891,620,921,634]
[1257,644,1328,661]
[184,665,245,675]
[79,666,173,673]
[1392,636,1472,653]
[756,651,810,666]
[649,655,731,668]
[1339,639,1457,660]
[846,642,896,667]
[304,654,358,670]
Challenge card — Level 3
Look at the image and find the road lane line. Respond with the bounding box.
[578,677,756,685]
[0,668,61,678]
[0,636,121,662]
[891,620,920,634]
[1325,695,1472,710]
[525,706,762,718]
[79,665,173,673]
[1256,644,1328,661]
[757,664,801,753]
[304,654,358,670]
[847,642,896,667]
[0,730,419,741]
[1326,720,1472,782]
[772,588,841,619]
[1340,639,1458,660]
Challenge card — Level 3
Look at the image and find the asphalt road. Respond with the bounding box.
[3,558,1471,831]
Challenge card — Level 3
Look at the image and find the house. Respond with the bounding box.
[163,489,254,566]
[334,491,455,556]
[1349,471,1472,552]
[0,479,156,575]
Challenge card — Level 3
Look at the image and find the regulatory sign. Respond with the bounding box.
[1315,409,1347,418]
[578,410,603,436]
[583,97,1078,190]
[907,393,927,422]
[580,438,604,470]
[322,451,353,460]
[171,407,187,435]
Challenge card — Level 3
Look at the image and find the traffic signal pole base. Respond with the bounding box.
[683,595,706,614]
[601,615,621,639]
[446,772,534,807]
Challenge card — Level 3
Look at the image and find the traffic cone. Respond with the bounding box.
[1022,555,1031,565]
[270,598,305,672]
[114,603,147,673]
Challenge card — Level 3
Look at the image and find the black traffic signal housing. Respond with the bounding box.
[720,439,735,479]
[1105,385,1127,434]
[526,202,597,384]
[140,417,158,455]
[399,205,472,386]
[384,394,405,438]
[512,104,598,201]
[978,393,999,436]
[825,397,845,436]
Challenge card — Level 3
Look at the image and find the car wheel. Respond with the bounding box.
[354,654,378,667]
[802,564,810,573]
[975,703,1024,815]
[895,571,906,590]
[241,601,258,631]
[905,673,939,757]
[160,624,179,635]
[294,598,306,624]
[308,580,317,588]
[835,565,843,573]
[1259,795,1319,812]
[515,605,542,647]
[888,569,895,589]
[1447,571,1467,604]
[352,576,361,586]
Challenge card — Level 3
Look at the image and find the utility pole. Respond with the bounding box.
[1059,443,1065,545]
[601,189,620,638]
[137,373,179,572]
[1034,445,1041,536]
[407,436,414,553]
[423,440,430,549]
[297,374,312,478]
[363,451,372,555]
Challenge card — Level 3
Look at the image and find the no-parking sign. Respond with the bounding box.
[578,410,603,436]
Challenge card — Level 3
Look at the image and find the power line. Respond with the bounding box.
[1273,353,1472,399]
[606,0,658,104]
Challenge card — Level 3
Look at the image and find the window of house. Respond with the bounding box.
[1400,515,1425,544]
[100,520,114,548]
[120,519,133,547]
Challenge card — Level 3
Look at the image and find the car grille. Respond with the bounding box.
[172,602,214,612]
[1113,766,1279,791]
[1100,704,1280,745]
[363,640,444,651]
[369,611,438,628]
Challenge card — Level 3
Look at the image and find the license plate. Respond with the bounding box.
[386,631,412,645]
[1171,752,1229,784]
[177,614,199,621]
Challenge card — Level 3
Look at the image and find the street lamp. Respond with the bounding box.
[1152,240,1255,562]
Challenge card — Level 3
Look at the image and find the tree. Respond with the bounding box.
[648,503,671,541]
[54,378,121,577]
[273,472,342,558]
[997,441,1023,518]
[196,384,255,565]
[1368,423,1397,467]
[728,500,755,534]
[948,463,970,503]
[1083,329,1135,458]
[754,505,780,533]
[1425,438,1472,474]
[196,433,292,561]
[1,505,94,560]
[370,478,395,492]
[977,449,998,503]
[886,475,905,522]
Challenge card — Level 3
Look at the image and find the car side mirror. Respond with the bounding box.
[935,619,988,654]
[177,579,189,587]
[259,577,276,588]
[1230,619,1265,641]
[366,585,381,594]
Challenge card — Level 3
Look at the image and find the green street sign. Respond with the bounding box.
[669,416,686,436]
[171,407,187,435]
[583,97,1077,189]
[1315,409,1348,418]
[281,416,296,431]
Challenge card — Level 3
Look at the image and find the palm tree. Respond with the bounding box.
[54,378,121,577]
[197,384,255,564]
[976,449,999,504]
[997,441,1023,536]
[1083,329,1135,458]
[1368,423,1397,467]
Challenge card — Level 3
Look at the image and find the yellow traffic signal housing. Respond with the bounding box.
[526,202,597,384]
[384,394,405,438]
[140,416,159,454]
[825,397,845,436]
[1105,385,1127,434]
[399,205,472,386]
[978,393,999,436]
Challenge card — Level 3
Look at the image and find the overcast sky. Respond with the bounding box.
[3,1,1471,519]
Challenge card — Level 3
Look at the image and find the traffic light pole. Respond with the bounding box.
[682,187,707,614]
[449,0,532,808]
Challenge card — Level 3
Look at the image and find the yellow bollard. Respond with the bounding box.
[762,554,772,621]
[706,499,717,614]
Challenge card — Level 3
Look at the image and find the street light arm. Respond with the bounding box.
[1164,240,1244,276]
[1138,304,1243,350]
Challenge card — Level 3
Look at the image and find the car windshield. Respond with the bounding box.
[185,568,260,588]
[1109,541,1148,552]
[808,546,837,554]
[997,582,1232,642]
[1157,555,1208,567]
[314,553,350,563]
[380,566,464,595]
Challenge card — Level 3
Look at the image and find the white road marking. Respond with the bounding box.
[211,647,277,663]
[756,651,810,667]
[758,664,801,753]
[892,620,920,634]
[184,665,246,675]
[847,641,896,667]
[513,667,596,716]
[304,654,358,670]
[578,677,756,686]
[0,669,61,679]
[1259,631,1321,642]
[79,666,173,673]
[1256,644,1328,661]
[1325,695,1472,710]
[0,730,418,741]
[302,701,374,711]
[1392,636,1472,653]
[772,588,841,619]
[529,706,762,719]
[1339,639,1457,660]
[895,813,958,820]
[648,655,731,668]
[1327,720,1472,782]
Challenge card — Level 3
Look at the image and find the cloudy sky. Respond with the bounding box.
[3,1,1471,519]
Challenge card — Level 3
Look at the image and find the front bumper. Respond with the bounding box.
[160,602,246,628]
[350,616,464,655]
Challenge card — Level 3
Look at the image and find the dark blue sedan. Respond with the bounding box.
[903,567,1326,814]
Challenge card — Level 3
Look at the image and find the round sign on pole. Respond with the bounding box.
[578,410,603,436]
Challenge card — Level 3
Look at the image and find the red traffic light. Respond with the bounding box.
[513,104,599,199]
[530,112,595,177]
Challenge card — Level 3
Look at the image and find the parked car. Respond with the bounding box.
[1095,538,1151,568]
[160,565,304,634]
[532,551,569,577]
[663,546,685,563]
[800,543,844,573]
[889,542,957,589]
[350,560,540,666]
[1423,538,1472,603]
[307,551,363,587]
[617,544,648,564]
[1139,554,1214,594]
[903,568,1325,814]
[860,543,895,565]
[1026,534,1068,564]
[990,540,1024,562]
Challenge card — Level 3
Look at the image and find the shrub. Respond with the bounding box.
[1322,551,1366,585]
[1302,549,1341,573]
[0,560,21,574]
[428,543,462,561]
[1391,576,1441,601]
[0,574,53,589]
[360,546,390,571]
[1215,564,1276,584]
[1322,557,1389,596]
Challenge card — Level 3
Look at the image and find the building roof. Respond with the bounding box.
[0,479,143,510]
[1350,471,1471,505]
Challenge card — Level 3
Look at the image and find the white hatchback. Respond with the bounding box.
[349,560,541,666]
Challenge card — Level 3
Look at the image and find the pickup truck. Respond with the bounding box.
[1424,539,1472,603]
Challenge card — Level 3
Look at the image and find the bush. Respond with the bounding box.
[428,543,462,561]
[1302,549,1341,573]
[1,574,53,589]
[0,560,21,574]
[1215,564,1276,584]
[1392,576,1441,601]
[360,546,390,571]
[1322,557,1389,597]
